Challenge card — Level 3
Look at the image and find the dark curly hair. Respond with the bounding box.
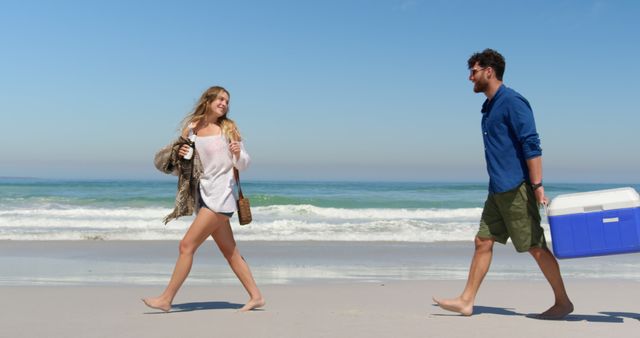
[467,49,505,81]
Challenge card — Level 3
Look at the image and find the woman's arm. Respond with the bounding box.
[231,141,250,171]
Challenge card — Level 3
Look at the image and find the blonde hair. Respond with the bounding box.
[180,86,242,141]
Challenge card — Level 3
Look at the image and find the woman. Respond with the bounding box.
[143,86,264,312]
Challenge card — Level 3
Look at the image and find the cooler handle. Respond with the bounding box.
[542,203,549,224]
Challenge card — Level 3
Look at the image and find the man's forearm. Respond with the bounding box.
[526,156,543,185]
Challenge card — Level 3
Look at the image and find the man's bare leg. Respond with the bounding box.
[433,237,495,316]
[529,247,573,319]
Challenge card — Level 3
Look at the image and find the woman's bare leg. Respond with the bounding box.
[212,218,265,311]
[142,208,221,311]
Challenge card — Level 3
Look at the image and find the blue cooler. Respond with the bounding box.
[548,187,640,259]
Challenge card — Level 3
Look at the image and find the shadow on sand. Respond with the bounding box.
[431,305,522,318]
[144,301,244,314]
[599,312,640,322]
[171,301,244,312]
[433,304,640,323]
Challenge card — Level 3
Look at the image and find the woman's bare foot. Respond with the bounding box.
[239,298,265,312]
[432,296,473,316]
[141,297,171,312]
[536,301,574,320]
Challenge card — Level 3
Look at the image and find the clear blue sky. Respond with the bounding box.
[1,0,639,182]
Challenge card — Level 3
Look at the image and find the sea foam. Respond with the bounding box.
[0,205,489,241]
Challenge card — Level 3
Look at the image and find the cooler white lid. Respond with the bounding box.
[548,187,640,216]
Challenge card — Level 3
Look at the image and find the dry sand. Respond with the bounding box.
[2,279,639,338]
[2,240,639,337]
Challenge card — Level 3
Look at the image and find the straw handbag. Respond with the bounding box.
[233,168,252,225]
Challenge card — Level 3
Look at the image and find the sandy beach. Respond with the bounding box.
[2,281,639,338]
[1,240,639,337]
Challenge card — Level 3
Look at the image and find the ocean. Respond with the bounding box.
[3,178,640,285]
[2,178,638,242]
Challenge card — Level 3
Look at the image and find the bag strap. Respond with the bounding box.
[230,134,244,200]
[233,168,245,200]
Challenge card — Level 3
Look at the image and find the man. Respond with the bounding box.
[433,49,573,320]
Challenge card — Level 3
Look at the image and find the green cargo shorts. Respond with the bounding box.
[477,182,547,252]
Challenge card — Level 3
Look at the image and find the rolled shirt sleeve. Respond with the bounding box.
[506,96,542,160]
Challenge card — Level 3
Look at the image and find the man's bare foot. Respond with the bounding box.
[141,297,171,312]
[432,296,473,316]
[239,298,265,312]
[535,301,574,320]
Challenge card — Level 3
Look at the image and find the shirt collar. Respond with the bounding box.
[481,84,506,114]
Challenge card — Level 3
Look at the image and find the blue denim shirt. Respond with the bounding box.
[481,85,542,193]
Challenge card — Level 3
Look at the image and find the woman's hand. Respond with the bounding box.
[178,144,191,158]
[229,141,241,159]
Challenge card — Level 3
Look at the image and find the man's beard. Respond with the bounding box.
[473,80,488,93]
